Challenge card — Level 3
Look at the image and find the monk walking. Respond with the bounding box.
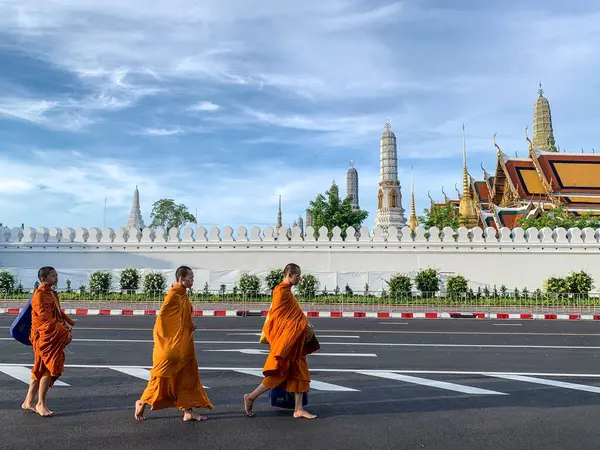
[244,263,317,419]
[135,266,213,422]
[22,266,74,417]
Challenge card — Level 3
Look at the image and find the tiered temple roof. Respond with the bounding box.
[434,87,600,229]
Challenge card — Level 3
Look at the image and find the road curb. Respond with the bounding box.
[1,308,599,320]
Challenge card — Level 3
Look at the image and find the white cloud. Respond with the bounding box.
[141,127,183,136]
[188,101,220,112]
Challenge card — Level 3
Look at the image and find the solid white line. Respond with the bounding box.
[1,337,595,350]
[0,365,69,386]
[488,374,600,394]
[203,348,376,357]
[358,371,507,395]
[2,364,600,378]
[233,369,358,392]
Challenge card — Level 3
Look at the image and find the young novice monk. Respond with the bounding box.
[22,266,75,417]
[244,263,317,419]
[135,266,213,422]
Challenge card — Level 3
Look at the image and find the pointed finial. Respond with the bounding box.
[462,124,469,195]
[538,82,543,96]
[384,120,391,131]
[350,160,354,168]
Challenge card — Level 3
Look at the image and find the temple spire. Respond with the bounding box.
[346,160,360,210]
[533,83,557,152]
[125,186,145,230]
[458,125,478,228]
[408,166,418,231]
[276,195,282,230]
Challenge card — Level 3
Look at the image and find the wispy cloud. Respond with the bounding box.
[1,1,600,229]
[188,101,220,112]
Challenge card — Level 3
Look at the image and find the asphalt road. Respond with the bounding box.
[2,316,600,449]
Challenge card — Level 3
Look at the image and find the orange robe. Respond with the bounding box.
[30,285,74,386]
[261,282,311,393]
[140,284,213,411]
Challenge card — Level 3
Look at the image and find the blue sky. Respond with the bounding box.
[1,0,599,231]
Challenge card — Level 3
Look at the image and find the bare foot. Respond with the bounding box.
[293,409,317,420]
[35,404,54,417]
[243,394,255,417]
[21,401,36,412]
[134,400,146,421]
[183,410,208,422]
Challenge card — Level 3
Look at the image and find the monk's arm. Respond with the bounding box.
[154,292,183,339]
[56,295,75,326]
[32,294,71,339]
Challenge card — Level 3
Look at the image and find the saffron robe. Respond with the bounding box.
[140,284,213,411]
[261,282,311,393]
[30,285,73,385]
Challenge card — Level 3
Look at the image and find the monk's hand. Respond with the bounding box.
[305,323,314,343]
[191,322,197,332]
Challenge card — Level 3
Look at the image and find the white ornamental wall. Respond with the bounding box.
[1,224,599,292]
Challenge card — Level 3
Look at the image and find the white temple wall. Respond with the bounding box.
[1,225,599,292]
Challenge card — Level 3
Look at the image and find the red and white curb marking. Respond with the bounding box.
[1,308,599,320]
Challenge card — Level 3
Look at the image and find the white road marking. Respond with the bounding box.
[110,367,150,380]
[0,365,69,386]
[493,324,523,327]
[227,333,360,338]
[109,367,210,388]
[203,349,377,357]
[487,374,600,394]
[358,371,507,395]
[233,369,358,392]
[1,337,595,350]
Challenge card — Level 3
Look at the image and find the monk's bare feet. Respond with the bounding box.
[35,404,54,417]
[21,401,36,412]
[293,409,317,420]
[183,409,207,422]
[243,394,255,417]
[134,400,146,421]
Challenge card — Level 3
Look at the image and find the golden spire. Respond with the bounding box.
[533,83,557,152]
[458,124,478,228]
[276,194,282,229]
[408,166,418,230]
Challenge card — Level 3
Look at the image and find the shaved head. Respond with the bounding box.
[283,263,300,277]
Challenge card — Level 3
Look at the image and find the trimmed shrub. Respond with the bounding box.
[446,275,468,294]
[415,268,440,294]
[143,272,167,296]
[120,268,141,292]
[566,270,594,295]
[297,274,319,298]
[385,274,412,298]
[264,268,284,292]
[544,276,569,295]
[238,272,261,297]
[89,271,112,294]
[0,270,16,293]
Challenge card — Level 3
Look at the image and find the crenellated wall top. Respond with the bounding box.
[1,225,599,245]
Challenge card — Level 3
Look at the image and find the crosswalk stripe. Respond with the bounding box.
[0,365,69,386]
[109,367,210,388]
[358,371,507,395]
[233,369,358,392]
[487,374,600,393]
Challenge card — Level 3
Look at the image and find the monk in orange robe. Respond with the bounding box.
[22,266,75,417]
[244,263,317,419]
[135,266,213,422]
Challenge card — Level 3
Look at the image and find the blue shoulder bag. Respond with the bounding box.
[269,385,308,409]
[9,294,34,346]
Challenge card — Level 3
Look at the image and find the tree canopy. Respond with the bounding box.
[517,204,600,229]
[149,199,196,230]
[418,204,461,230]
[306,184,368,236]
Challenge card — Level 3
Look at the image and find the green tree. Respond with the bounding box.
[119,268,140,292]
[446,275,468,294]
[264,269,284,292]
[517,203,600,229]
[385,274,412,298]
[297,274,320,298]
[418,204,461,230]
[306,183,368,237]
[149,199,196,230]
